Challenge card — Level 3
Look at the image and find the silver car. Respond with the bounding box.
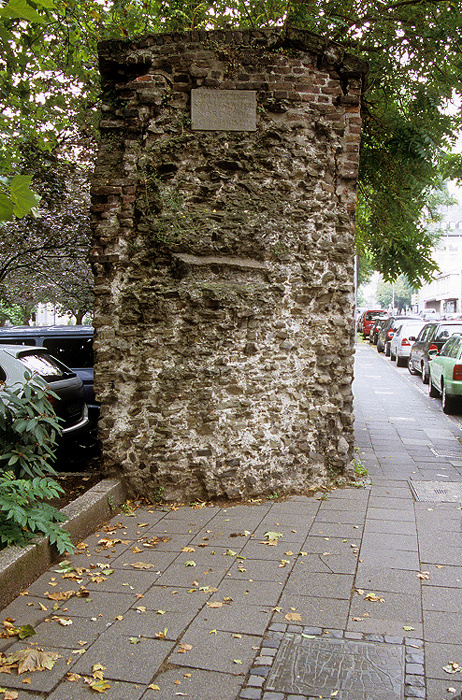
[0,345,89,437]
[389,320,426,367]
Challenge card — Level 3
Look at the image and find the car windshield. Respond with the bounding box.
[18,352,76,382]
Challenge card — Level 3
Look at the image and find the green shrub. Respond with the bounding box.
[0,376,74,553]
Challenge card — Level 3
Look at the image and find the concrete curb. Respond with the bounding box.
[0,477,127,610]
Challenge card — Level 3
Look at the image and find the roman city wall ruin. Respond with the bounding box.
[91,27,368,501]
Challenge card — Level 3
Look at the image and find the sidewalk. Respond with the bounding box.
[0,342,461,700]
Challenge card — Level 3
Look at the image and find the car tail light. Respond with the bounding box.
[429,343,439,353]
[453,365,462,381]
[401,338,411,346]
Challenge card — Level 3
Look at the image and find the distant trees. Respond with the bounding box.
[0,146,92,324]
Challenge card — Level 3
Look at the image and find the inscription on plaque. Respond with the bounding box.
[266,634,405,700]
[191,89,256,131]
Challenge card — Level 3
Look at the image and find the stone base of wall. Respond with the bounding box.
[92,28,368,502]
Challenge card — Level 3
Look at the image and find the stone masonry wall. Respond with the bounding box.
[91,28,368,502]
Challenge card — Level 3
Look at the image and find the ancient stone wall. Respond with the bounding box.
[91,28,368,501]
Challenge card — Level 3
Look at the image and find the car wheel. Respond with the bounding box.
[428,376,439,398]
[385,342,390,357]
[422,363,429,385]
[408,359,417,375]
[390,349,395,361]
[442,383,455,414]
[396,354,406,368]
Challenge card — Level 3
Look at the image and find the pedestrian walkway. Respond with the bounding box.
[1,342,461,700]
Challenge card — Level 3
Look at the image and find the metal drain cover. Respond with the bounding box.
[409,480,462,502]
[266,634,404,699]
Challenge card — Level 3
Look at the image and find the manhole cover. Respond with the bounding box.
[409,480,462,502]
[266,633,404,699]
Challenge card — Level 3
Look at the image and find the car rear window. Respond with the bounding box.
[17,352,76,382]
[42,338,93,368]
[0,338,36,346]
[366,312,387,320]
[435,324,462,342]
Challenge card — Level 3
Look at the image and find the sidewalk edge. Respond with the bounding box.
[0,477,127,609]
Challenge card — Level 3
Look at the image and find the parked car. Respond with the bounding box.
[428,334,462,414]
[369,317,388,345]
[389,320,426,366]
[377,315,420,355]
[0,345,89,437]
[361,309,388,338]
[0,326,96,423]
[408,320,462,383]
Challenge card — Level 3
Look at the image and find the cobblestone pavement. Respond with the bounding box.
[1,342,461,700]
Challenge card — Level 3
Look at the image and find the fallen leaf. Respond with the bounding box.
[148,683,161,690]
[233,659,243,665]
[131,547,143,554]
[181,547,195,553]
[3,691,18,700]
[154,628,168,639]
[129,637,141,644]
[131,562,155,570]
[443,662,462,674]
[279,560,290,568]
[85,678,111,692]
[46,591,75,601]
[66,672,82,682]
[4,648,61,675]
[184,561,196,567]
[364,593,384,603]
[52,617,73,626]
[225,549,237,557]
[418,571,430,580]
[351,617,364,622]
[403,626,415,631]
[285,612,302,622]
[209,629,217,635]
[207,602,223,608]
[177,643,192,654]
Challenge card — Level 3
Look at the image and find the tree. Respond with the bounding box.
[376,275,414,312]
[1,0,461,287]
[0,145,93,323]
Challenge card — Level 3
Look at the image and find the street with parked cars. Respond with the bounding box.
[359,309,462,416]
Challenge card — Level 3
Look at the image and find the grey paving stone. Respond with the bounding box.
[192,600,273,635]
[364,519,417,536]
[109,548,179,570]
[138,584,210,613]
[422,587,462,613]
[355,567,421,595]
[169,622,261,675]
[71,629,175,683]
[282,571,354,600]
[274,593,350,628]
[48,678,146,699]
[20,614,101,649]
[420,564,462,589]
[423,611,462,644]
[349,589,422,625]
[49,589,136,622]
[227,557,293,582]
[108,606,198,641]
[153,560,229,588]
[210,577,285,607]
[424,641,462,681]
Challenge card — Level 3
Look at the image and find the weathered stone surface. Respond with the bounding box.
[91,28,368,502]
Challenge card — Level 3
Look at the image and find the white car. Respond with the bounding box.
[0,345,89,437]
[390,320,426,367]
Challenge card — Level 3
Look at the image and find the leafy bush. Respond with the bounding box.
[0,376,74,553]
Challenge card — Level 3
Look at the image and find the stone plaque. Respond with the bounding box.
[191,89,256,131]
[266,634,404,699]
